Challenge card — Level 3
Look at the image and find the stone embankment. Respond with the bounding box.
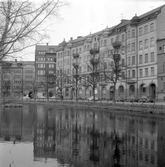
[20,99,165,116]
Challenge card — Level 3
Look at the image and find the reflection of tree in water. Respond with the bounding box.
[111,131,122,167]
[89,112,100,166]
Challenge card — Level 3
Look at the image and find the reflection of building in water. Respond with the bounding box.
[0,106,34,142]
[0,109,22,142]
[115,115,158,167]
[158,121,165,167]
[33,105,56,161]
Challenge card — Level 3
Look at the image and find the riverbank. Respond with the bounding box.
[17,99,165,114]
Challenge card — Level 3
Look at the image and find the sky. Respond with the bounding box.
[23,0,165,61]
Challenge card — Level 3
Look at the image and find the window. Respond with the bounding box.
[104,39,107,46]
[121,72,125,79]
[132,56,135,65]
[48,64,54,68]
[139,69,143,77]
[163,82,165,91]
[132,29,135,37]
[139,41,142,50]
[139,55,143,64]
[93,43,97,48]
[163,62,165,72]
[87,45,90,51]
[151,52,154,62]
[139,27,142,36]
[144,25,148,34]
[127,30,130,39]
[79,47,82,53]
[144,53,148,63]
[163,45,165,52]
[132,42,135,51]
[128,57,130,65]
[122,59,125,66]
[144,39,148,49]
[127,43,130,52]
[83,45,86,52]
[132,70,135,78]
[145,68,148,77]
[128,70,130,78]
[151,67,154,76]
[38,70,45,75]
[122,34,125,42]
[150,23,154,32]
[111,38,114,44]
[150,37,154,47]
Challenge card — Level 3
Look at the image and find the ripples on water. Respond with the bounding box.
[0,104,164,167]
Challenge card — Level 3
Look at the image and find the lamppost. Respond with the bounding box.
[111,41,122,102]
[89,46,100,102]
[72,53,80,102]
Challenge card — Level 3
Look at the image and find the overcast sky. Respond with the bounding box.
[23,0,165,61]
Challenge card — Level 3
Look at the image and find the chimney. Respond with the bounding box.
[70,37,73,41]
[47,43,48,46]
[15,59,17,62]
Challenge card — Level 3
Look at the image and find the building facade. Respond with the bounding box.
[0,60,35,99]
[55,4,165,101]
[157,38,165,101]
[35,44,57,98]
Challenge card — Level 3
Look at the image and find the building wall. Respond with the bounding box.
[157,38,165,101]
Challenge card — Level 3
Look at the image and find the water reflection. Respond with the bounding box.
[0,104,164,167]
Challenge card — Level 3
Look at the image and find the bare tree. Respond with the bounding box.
[0,0,68,60]
[82,48,100,102]
[103,41,123,102]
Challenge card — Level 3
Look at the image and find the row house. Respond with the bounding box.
[55,4,165,101]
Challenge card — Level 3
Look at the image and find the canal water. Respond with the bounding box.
[0,104,164,167]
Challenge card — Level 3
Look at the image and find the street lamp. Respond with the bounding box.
[72,53,80,101]
[111,41,122,102]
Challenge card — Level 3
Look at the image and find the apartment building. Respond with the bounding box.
[55,4,165,101]
[0,60,35,99]
[35,44,57,97]
[157,38,165,101]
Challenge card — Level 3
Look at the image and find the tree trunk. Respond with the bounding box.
[113,82,117,103]
[93,87,95,102]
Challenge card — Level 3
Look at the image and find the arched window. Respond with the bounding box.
[140,84,146,95]
[119,85,124,95]
[79,88,82,95]
[129,85,135,95]
[85,88,89,96]
[65,88,69,96]
[102,87,106,96]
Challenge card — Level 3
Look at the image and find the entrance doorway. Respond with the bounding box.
[149,83,156,99]
[110,86,114,100]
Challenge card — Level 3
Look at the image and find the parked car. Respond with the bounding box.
[138,95,154,103]
[23,95,30,100]
[116,96,126,102]
[126,95,139,102]
[87,96,98,101]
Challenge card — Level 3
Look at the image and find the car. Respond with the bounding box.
[49,96,56,99]
[23,95,30,100]
[87,96,98,101]
[138,95,154,103]
[116,96,126,102]
[126,95,139,102]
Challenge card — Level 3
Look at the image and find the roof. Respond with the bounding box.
[139,4,165,19]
